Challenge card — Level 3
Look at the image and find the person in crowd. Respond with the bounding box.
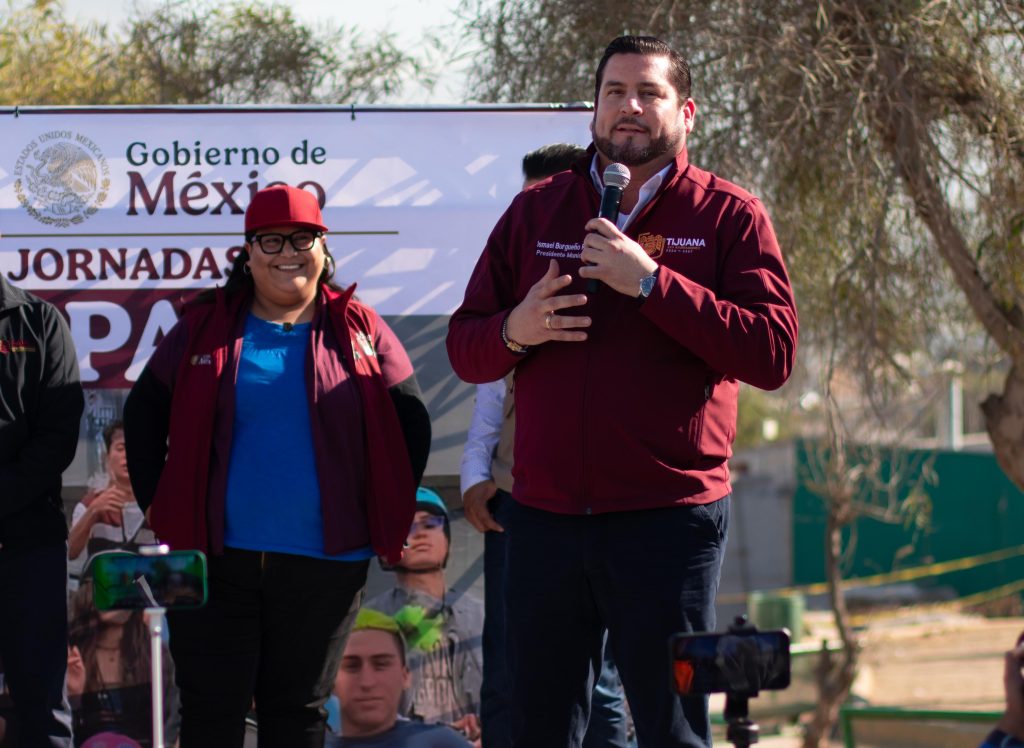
[0,272,84,747]
[66,573,178,747]
[69,420,157,588]
[328,609,471,747]
[124,184,431,747]
[980,633,1024,748]
[363,488,483,741]
[447,34,798,747]
[460,143,630,748]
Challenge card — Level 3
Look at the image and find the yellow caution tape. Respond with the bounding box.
[848,578,1024,626]
[718,543,1024,605]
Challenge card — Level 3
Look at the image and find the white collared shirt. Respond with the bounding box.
[590,155,673,232]
[459,379,506,495]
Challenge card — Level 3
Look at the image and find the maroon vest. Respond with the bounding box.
[148,285,416,564]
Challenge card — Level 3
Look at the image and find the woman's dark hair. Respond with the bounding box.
[101,420,124,451]
[69,581,151,692]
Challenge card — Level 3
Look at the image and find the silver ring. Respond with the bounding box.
[544,313,552,330]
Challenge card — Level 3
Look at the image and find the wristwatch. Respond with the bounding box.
[638,267,660,299]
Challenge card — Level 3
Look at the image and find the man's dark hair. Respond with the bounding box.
[522,143,587,182]
[594,35,691,103]
[102,419,124,451]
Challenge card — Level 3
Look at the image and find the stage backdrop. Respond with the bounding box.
[0,106,593,481]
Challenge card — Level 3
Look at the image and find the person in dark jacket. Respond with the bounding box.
[447,36,798,748]
[124,184,431,748]
[0,273,84,747]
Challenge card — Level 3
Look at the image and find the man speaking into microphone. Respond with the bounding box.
[447,35,797,747]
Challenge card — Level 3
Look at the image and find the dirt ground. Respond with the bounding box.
[726,609,1022,747]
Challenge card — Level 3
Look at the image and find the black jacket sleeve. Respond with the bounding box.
[389,373,431,485]
[123,366,172,513]
[0,303,84,521]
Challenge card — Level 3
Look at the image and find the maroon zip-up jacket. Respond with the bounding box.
[126,284,421,563]
[447,148,798,514]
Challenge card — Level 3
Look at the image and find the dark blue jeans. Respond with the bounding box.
[167,548,368,748]
[0,540,73,747]
[505,498,729,748]
[481,491,629,748]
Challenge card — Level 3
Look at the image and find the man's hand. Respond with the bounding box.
[88,485,131,525]
[67,646,85,697]
[505,260,589,346]
[579,217,659,297]
[450,713,482,745]
[997,639,1024,740]
[462,479,502,534]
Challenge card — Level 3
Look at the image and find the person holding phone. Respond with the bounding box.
[124,184,431,748]
[68,420,156,590]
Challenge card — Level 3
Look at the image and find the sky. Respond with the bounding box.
[61,0,471,103]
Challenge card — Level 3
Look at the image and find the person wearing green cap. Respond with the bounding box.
[328,609,471,747]
[363,488,484,742]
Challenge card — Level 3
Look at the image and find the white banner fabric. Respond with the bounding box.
[0,108,593,386]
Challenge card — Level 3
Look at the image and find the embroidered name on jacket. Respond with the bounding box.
[0,339,37,354]
[535,240,582,259]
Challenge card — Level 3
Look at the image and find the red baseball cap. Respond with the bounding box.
[245,184,328,234]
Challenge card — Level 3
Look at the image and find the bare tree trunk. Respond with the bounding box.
[982,361,1024,490]
[802,504,860,748]
[872,49,1024,492]
[802,390,861,748]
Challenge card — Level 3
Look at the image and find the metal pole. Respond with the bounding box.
[145,607,166,748]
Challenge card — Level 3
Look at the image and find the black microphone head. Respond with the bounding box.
[603,163,631,190]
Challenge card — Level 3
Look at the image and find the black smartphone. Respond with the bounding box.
[670,628,791,695]
[91,550,208,611]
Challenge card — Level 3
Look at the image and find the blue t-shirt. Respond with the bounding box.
[326,718,471,747]
[224,314,372,561]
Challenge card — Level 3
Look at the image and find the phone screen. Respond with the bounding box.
[91,550,208,611]
[671,629,791,695]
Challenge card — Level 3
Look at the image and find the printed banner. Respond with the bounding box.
[0,107,593,386]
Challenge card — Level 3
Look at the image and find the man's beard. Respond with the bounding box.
[593,120,683,166]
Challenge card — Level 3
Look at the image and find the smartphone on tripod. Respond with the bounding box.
[671,626,791,695]
[91,549,207,611]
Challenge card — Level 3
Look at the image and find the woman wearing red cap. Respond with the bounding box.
[124,184,431,747]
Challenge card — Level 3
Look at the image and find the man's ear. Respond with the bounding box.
[401,665,412,690]
[680,98,697,134]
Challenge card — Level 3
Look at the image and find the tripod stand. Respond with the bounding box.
[724,691,760,748]
[721,616,762,748]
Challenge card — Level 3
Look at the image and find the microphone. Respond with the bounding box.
[587,163,631,293]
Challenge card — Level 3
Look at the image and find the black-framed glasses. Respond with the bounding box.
[408,515,445,534]
[251,230,323,254]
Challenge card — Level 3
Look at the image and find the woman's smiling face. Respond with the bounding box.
[244,224,326,311]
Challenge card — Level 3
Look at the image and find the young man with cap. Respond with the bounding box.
[363,488,484,741]
[125,184,431,747]
[329,609,471,747]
